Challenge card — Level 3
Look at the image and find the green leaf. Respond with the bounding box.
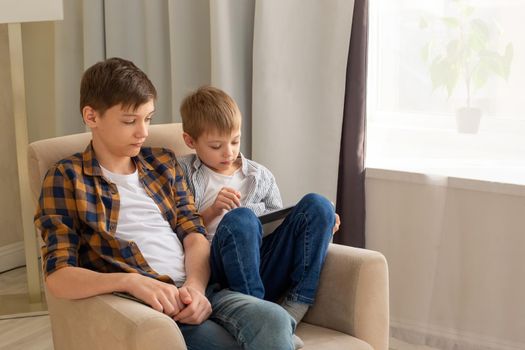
[472,46,513,88]
[430,57,446,90]
[463,6,475,17]
[442,17,460,28]
[430,57,459,97]
[472,61,490,89]
[468,18,490,53]
[482,50,504,75]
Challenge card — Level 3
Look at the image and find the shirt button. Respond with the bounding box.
[109,224,116,231]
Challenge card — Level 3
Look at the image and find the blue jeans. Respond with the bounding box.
[210,193,334,304]
[179,285,295,349]
[180,193,333,349]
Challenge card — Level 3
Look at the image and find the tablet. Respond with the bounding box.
[258,205,295,224]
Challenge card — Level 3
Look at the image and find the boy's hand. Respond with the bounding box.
[125,273,185,316]
[173,285,212,325]
[212,187,241,212]
[201,187,241,227]
[333,213,341,234]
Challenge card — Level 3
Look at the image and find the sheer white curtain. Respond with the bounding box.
[366,172,525,350]
[366,1,525,349]
[366,0,524,185]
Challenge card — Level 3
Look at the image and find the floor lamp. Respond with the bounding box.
[0,0,63,318]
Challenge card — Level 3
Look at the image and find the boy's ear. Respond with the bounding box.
[182,132,196,149]
[82,106,99,128]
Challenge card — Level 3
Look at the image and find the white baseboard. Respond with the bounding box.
[391,318,524,350]
[0,241,25,273]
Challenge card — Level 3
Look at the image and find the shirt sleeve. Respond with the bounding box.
[175,154,196,196]
[263,170,284,211]
[171,158,207,240]
[34,165,81,278]
[244,166,284,215]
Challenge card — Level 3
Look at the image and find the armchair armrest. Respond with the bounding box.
[303,243,390,350]
[46,291,186,350]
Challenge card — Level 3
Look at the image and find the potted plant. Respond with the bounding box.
[420,0,513,133]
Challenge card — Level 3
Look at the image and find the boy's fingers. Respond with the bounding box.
[219,191,240,208]
[217,198,234,210]
[223,189,241,205]
[223,187,241,198]
[149,298,164,313]
[161,299,177,316]
[178,287,193,305]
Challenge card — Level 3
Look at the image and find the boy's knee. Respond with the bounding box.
[221,207,259,227]
[246,301,295,346]
[216,207,261,241]
[257,301,295,328]
[210,290,294,349]
[298,193,334,221]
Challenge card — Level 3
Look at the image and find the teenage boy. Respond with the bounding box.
[34,58,295,350]
[178,86,340,347]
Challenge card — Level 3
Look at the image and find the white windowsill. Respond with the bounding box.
[366,113,525,197]
[366,167,525,197]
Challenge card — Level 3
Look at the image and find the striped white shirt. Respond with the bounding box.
[177,153,283,239]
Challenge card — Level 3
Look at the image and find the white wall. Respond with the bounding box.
[366,169,525,350]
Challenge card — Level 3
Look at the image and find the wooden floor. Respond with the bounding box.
[0,316,53,350]
[0,267,53,350]
[0,266,437,350]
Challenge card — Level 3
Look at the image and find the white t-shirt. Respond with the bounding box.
[101,166,186,285]
[200,164,250,240]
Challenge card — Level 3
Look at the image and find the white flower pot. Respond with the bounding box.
[456,107,482,134]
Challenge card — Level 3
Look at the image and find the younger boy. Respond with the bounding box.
[178,86,340,346]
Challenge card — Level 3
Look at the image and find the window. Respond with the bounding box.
[366,0,525,185]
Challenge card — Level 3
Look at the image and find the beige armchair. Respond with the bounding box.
[28,123,389,350]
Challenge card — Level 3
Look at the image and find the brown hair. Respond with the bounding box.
[180,86,241,139]
[80,57,157,115]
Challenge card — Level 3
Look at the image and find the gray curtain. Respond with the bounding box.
[252,0,354,205]
[334,0,368,248]
[42,0,254,157]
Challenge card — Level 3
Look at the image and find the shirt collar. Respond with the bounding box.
[239,153,251,176]
[191,152,254,176]
[82,142,154,177]
[190,153,203,171]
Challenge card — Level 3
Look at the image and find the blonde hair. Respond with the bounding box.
[180,86,241,139]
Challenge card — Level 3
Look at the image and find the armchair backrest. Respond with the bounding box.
[27,123,192,204]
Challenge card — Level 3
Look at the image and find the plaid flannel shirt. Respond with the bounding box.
[34,143,206,283]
